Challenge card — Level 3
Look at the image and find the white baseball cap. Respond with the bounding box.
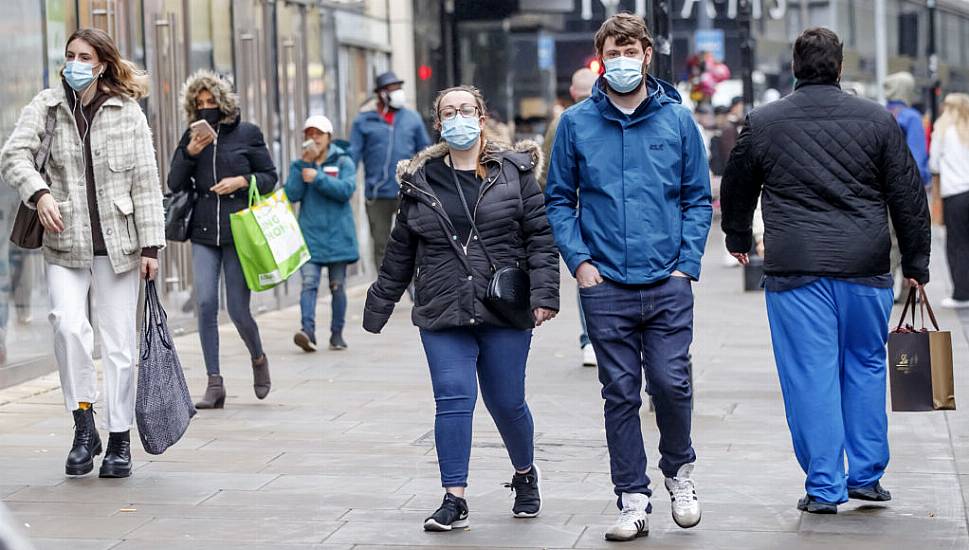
[303,115,333,134]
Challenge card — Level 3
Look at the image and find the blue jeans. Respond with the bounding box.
[299,262,348,338]
[192,243,264,376]
[419,325,535,488]
[766,278,893,504]
[580,277,696,503]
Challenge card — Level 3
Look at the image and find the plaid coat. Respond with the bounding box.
[0,87,165,274]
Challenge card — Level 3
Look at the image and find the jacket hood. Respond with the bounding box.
[181,69,239,125]
[591,74,681,120]
[884,72,916,105]
[396,139,543,186]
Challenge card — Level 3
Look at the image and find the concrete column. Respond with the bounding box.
[388,0,418,103]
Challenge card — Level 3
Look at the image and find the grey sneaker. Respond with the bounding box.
[797,495,838,514]
[294,330,317,352]
[423,493,470,532]
[604,492,649,542]
[848,482,891,502]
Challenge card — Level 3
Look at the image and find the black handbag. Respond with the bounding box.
[9,106,58,249]
[164,189,195,242]
[448,160,533,330]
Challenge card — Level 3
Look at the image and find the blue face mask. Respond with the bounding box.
[64,61,99,92]
[441,115,481,151]
[603,56,644,93]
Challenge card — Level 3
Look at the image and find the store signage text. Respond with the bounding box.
[679,0,787,20]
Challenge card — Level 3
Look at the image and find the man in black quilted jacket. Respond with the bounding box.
[720,28,931,515]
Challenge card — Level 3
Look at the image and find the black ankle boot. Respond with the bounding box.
[66,407,102,476]
[99,430,132,478]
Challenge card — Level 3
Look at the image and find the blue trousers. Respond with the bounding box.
[299,261,348,338]
[765,278,893,504]
[581,277,696,500]
[193,243,264,376]
[420,325,535,488]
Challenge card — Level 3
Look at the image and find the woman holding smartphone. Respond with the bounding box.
[168,70,277,409]
[285,115,358,352]
[363,85,560,531]
[0,28,165,478]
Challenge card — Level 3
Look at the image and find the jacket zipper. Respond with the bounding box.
[213,124,221,246]
[465,172,499,252]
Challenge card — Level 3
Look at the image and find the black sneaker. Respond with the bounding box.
[423,493,469,532]
[329,332,348,351]
[507,464,542,518]
[848,482,892,502]
[294,330,317,352]
[797,494,838,514]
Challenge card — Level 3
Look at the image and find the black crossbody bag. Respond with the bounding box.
[448,160,533,330]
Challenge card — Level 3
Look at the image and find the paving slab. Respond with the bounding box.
[1,229,968,549]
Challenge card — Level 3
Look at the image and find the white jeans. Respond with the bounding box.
[47,258,140,432]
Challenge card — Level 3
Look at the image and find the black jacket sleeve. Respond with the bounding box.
[720,116,763,254]
[244,124,278,195]
[519,166,560,312]
[167,129,197,193]
[363,200,418,333]
[880,118,931,284]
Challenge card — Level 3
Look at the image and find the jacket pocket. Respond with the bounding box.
[114,196,139,254]
[43,200,73,252]
[107,140,136,172]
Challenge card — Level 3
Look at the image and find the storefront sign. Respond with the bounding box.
[679,0,787,20]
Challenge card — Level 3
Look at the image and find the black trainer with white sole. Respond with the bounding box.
[423,493,470,532]
[508,464,542,518]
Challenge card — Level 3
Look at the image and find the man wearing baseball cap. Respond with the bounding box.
[349,71,431,272]
[285,115,359,352]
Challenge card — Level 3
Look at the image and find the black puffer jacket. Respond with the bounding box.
[721,82,931,282]
[167,113,277,247]
[363,140,560,332]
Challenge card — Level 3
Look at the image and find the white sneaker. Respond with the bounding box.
[582,344,598,367]
[604,492,649,542]
[941,298,969,309]
[665,463,701,528]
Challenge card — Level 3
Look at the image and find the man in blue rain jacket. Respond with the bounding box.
[545,13,711,542]
[349,71,431,272]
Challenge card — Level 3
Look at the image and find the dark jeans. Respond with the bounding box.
[419,325,535,488]
[944,190,969,301]
[580,277,696,501]
[192,243,264,376]
[366,198,398,271]
[299,261,348,338]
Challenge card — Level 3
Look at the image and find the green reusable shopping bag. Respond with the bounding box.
[230,176,311,292]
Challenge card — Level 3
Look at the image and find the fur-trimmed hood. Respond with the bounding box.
[396,139,543,186]
[180,69,239,125]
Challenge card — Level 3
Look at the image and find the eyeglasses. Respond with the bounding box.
[438,104,479,121]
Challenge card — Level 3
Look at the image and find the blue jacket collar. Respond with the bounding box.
[591,74,680,123]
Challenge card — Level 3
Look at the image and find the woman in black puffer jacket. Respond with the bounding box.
[167,70,277,409]
[363,85,560,532]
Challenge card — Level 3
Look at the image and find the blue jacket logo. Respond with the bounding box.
[650,143,664,151]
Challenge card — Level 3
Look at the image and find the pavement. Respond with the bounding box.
[1,228,969,549]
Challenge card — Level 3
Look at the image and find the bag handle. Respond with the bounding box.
[247,175,262,207]
[141,279,173,360]
[32,106,58,177]
[893,284,941,333]
[447,155,497,273]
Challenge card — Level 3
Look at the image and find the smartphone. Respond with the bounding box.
[302,139,315,150]
[190,119,217,140]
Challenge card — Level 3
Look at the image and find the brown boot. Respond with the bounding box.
[195,375,226,409]
[252,355,271,399]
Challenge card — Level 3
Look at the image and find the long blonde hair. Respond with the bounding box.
[933,93,969,148]
[64,28,150,100]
